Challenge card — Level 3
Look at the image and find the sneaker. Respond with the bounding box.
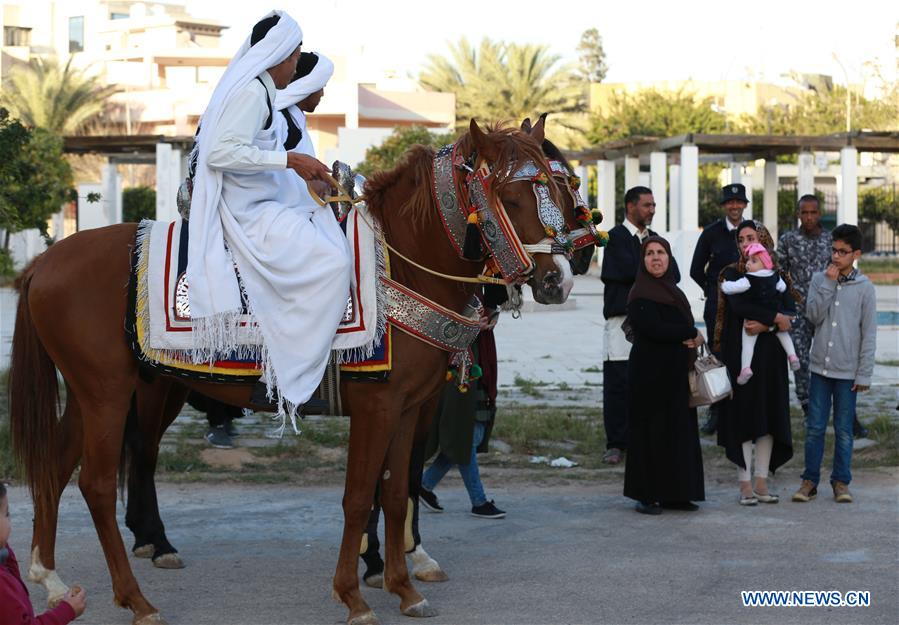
[736,367,753,385]
[602,447,623,465]
[853,419,869,439]
[419,488,444,513]
[788,355,801,371]
[792,479,818,502]
[832,481,853,503]
[635,501,663,515]
[471,500,506,519]
[224,418,240,438]
[205,426,234,449]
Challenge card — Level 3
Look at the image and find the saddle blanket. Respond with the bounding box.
[132,205,389,381]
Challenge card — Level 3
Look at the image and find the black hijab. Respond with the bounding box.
[628,236,693,324]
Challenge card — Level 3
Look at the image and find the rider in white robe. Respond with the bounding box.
[188,12,351,418]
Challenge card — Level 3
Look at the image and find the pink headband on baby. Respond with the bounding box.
[745,242,773,269]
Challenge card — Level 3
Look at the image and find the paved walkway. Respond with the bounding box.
[6,472,897,625]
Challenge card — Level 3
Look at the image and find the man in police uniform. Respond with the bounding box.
[689,183,745,434]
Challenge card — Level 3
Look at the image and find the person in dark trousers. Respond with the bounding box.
[600,186,677,464]
[186,391,242,449]
[624,237,706,515]
[689,183,745,434]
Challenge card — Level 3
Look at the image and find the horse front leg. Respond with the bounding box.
[380,408,436,618]
[333,393,398,625]
[406,428,447,583]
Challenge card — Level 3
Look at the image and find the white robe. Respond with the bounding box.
[207,71,351,414]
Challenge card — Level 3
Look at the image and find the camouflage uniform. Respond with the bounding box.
[777,228,833,409]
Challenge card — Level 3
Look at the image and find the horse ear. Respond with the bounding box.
[469,119,498,161]
[531,113,547,144]
[520,117,532,133]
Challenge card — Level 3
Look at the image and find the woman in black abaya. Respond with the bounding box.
[624,237,706,515]
[714,220,794,506]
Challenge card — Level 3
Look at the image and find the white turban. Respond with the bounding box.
[187,10,302,322]
[274,53,334,111]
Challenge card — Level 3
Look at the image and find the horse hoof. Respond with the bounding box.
[413,567,449,583]
[133,612,168,625]
[132,544,155,559]
[152,553,185,569]
[401,599,438,618]
[363,573,383,588]
[348,610,380,625]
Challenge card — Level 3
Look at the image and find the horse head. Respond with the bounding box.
[520,115,597,276]
[466,119,573,305]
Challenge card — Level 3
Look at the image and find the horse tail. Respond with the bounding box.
[9,260,61,521]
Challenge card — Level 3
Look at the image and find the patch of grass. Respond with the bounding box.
[157,442,209,474]
[860,257,899,273]
[557,382,572,391]
[513,375,549,398]
[581,365,601,373]
[540,354,552,359]
[492,405,605,466]
[876,360,899,367]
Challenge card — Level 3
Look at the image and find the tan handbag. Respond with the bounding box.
[688,344,733,408]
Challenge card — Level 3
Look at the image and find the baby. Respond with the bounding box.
[0,482,86,624]
[721,243,800,385]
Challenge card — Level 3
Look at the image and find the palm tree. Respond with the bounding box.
[1,56,118,135]
[419,38,588,146]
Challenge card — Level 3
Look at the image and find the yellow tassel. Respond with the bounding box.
[467,212,479,225]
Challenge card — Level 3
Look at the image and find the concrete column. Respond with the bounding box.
[679,145,699,231]
[669,164,681,231]
[596,159,616,231]
[729,163,742,185]
[797,151,814,198]
[576,163,589,207]
[101,161,123,224]
[155,143,184,222]
[624,155,640,191]
[649,152,667,232]
[839,147,858,225]
[763,160,778,240]
[742,168,753,221]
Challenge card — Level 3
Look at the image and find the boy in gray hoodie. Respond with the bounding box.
[793,224,876,504]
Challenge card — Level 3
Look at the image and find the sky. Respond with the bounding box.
[187,0,899,87]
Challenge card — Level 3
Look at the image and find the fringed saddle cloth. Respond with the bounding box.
[127,205,390,408]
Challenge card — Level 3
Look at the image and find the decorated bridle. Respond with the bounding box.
[433,142,574,285]
[546,159,607,250]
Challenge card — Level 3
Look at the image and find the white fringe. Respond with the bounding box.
[332,216,388,365]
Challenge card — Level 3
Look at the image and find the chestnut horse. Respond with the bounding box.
[359,118,600,586]
[9,119,572,625]
[114,117,598,580]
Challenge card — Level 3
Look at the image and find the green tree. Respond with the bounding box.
[0,108,76,277]
[419,38,585,139]
[589,88,727,144]
[122,186,157,223]
[355,125,455,178]
[576,28,608,83]
[1,56,118,134]
[744,85,899,135]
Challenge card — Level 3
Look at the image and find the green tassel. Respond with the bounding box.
[591,209,603,225]
[469,364,483,379]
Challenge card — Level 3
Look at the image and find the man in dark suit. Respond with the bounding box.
[600,186,678,464]
[689,183,746,433]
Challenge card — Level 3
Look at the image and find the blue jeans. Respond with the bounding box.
[801,373,856,486]
[422,421,487,507]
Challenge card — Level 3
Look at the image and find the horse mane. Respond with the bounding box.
[362,123,560,227]
[541,137,574,174]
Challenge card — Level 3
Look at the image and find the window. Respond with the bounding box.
[68,16,84,53]
[110,12,129,20]
[3,26,32,47]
